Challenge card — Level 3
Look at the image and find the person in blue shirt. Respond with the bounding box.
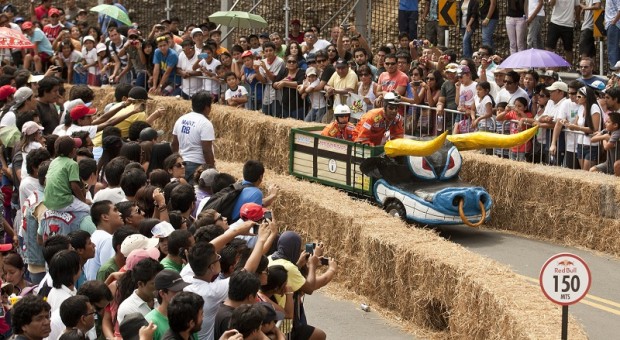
[150,34,181,96]
[231,160,279,222]
[398,0,419,40]
[21,21,54,74]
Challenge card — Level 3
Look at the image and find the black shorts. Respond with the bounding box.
[546,22,574,50]
[579,28,596,57]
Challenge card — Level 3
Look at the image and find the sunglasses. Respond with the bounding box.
[576,95,584,99]
[426,77,435,80]
[287,60,296,64]
[505,81,515,85]
[174,161,187,168]
[569,92,578,95]
[384,62,396,66]
[308,60,317,64]
[316,59,326,63]
[156,36,168,42]
[539,94,547,98]
[360,73,370,76]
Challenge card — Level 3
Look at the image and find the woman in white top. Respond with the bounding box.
[471,81,494,132]
[356,65,378,112]
[572,86,602,170]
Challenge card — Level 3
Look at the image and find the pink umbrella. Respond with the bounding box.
[0,27,35,49]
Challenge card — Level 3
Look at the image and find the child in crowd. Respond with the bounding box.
[241,51,263,110]
[42,136,90,213]
[224,72,248,108]
[97,43,111,85]
[81,35,99,86]
[299,67,326,122]
[493,102,510,158]
[591,111,620,176]
[470,81,494,132]
[54,40,82,84]
[496,97,533,161]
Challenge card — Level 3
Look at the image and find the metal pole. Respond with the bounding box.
[165,0,171,20]
[284,0,290,43]
[319,0,355,33]
[561,305,568,340]
[599,39,604,75]
[340,0,361,26]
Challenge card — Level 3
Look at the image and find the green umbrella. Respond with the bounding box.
[89,4,132,26]
[208,11,268,30]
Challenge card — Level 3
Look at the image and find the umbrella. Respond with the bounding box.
[208,11,267,30]
[498,48,570,69]
[0,27,34,49]
[89,4,132,26]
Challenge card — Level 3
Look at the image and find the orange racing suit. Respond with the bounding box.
[353,108,404,146]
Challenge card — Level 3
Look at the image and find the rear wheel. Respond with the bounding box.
[384,199,406,221]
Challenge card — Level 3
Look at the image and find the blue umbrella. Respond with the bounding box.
[498,48,570,69]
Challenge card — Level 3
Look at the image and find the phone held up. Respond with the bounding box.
[305,242,316,256]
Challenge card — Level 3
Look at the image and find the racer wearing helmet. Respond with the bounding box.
[354,91,404,146]
[321,104,358,141]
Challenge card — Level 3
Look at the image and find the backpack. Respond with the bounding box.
[201,182,252,221]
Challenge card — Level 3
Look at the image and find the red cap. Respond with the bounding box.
[48,8,61,17]
[241,50,253,58]
[0,85,16,101]
[70,104,97,120]
[239,203,266,222]
[0,243,12,252]
[21,21,33,30]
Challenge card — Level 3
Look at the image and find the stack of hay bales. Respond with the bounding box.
[460,152,620,257]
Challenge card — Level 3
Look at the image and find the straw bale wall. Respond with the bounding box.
[459,152,620,257]
[85,87,590,337]
[214,160,586,339]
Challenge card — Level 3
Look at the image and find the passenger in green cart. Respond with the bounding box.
[321,104,358,141]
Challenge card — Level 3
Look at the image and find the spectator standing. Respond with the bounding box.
[605,0,620,69]
[172,91,216,181]
[43,8,64,43]
[477,2,497,49]
[83,200,124,280]
[274,55,305,119]
[422,0,444,46]
[436,63,459,133]
[97,226,138,281]
[527,0,546,49]
[546,0,579,67]
[578,0,601,59]
[150,34,180,96]
[459,0,479,58]
[144,270,190,340]
[177,39,202,99]
[230,160,279,222]
[22,21,54,74]
[50,295,95,340]
[213,271,261,340]
[163,292,204,340]
[192,45,221,100]
[255,42,284,116]
[11,295,52,340]
[576,57,606,86]
[299,67,327,122]
[398,0,419,40]
[506,0,527,55]
[47,250,81,312]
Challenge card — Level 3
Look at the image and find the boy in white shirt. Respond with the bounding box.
[299,67,326,122]
[224,72,248,108]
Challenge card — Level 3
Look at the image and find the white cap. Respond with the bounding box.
[120,234,159,257]
[191,28,203,37]
[83,35,95,43]
[96,43,107,53]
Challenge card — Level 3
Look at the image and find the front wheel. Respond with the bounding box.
[384,200,406,221]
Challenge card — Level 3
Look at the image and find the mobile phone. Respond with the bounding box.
[253,60,261,66]
[264,211,272,221]
[198,53,209,60]
[320,257,329,266]
[252,223,259,234]
[305,243,316,255]
[341,23,350,31]
[413,81,421,86]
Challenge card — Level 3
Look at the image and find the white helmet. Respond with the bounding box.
[384,91,401,105]
[333,104,351,116]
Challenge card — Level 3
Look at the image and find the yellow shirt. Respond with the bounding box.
[327,68,359,105]
[268,257,306,308]
[93,104,147,146]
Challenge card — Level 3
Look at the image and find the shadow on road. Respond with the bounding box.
[428,225,504,249]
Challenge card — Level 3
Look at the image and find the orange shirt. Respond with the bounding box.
[321,121,358,141]
[354,108,404,146]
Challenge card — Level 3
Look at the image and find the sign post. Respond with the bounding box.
[593,9,605,73]
[539,253,591,340]
[438,0,456,47]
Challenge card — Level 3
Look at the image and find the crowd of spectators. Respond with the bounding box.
[0,1,617,339]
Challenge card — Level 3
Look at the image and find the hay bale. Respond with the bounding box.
[214,160,587,339]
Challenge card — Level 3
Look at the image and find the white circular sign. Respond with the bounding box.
[328,159,337,173]
[539,253,591,306]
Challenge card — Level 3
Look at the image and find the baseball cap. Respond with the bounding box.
[611,61,620,71]
[457,65,470,74]
[241,50,253,58]
[259,302,284,323]
[70,104,97,120]
[154,270,190,291]
[335,58,348,67]
[128,87,152,100]
[0,85,15,101]
[191,28,203,37]
[151,221,175,238]
[119,313,148,340]
[121,234,160,257]
[21,21,33,30]
[240,203,266,222]
[14,87,33,106]
[199,168,218,187]
[77,9,88,15]
[258,32,269,39]
[444,63,459,73]
[542,70,559,80]
[0,243,12,252]
[306,67,317,76]
[125,248,161,270]
[48,8,61,17]
[139,127,162,141]
[96,43,107,53]
[546,81,568,93]
[21,121,43,135]
[13,17,24,24]
[83,35,95,43]
[306,53,316,63]
[588,80,606,92]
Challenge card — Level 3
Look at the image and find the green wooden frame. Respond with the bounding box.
[289,127,384,197]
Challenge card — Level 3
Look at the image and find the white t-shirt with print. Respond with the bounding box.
[178,51,203,96]
[474,94,493,128]
[198,58,222,95]
[172,111,215,164]
[577,103,602,145]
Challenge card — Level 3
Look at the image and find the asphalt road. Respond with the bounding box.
[433,225,620,340]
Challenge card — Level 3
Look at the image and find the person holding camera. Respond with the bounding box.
[228,203,278,253]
